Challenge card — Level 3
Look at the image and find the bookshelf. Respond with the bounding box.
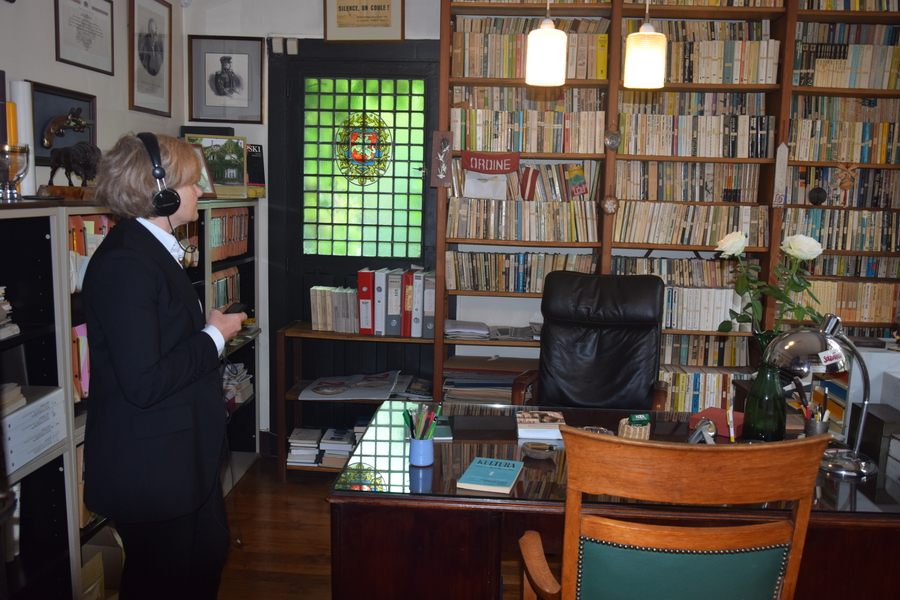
[434,1,900,408]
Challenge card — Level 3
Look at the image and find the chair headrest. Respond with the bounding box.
[541,272,664,325]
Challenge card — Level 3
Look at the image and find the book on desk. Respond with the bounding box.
[457,457,524,494]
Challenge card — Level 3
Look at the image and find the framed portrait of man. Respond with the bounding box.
[128,0,172,117]
[188,36,265,124]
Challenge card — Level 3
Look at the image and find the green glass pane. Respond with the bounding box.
[348,195,363,209]
[320,161,334,175]
[396,145,409,159]
[321,112,334,126]
[336,79,349,93]
[321,79,334,93]
[394,195,409,210]
[409,195,422,210]
[408,243,422,257]
[394,211,409,227]
[303,241,318,253]
[378,225,393,240]
[411,113,425,128]
[304,160,318,173]
[397,80,410,94]
[304,209,318,223]
[381,97,395,111]
[409,211,422,228]
[303,223,317,237]
[379,195,393,210]
[365,96,379,111]
[363,195,378,209]
[303,177,318,191]
[318,240,332,254]
[362,210,377,225]
[362,225,377,239]
[305,96,319,109]
[334,207,348,221]
[395,130,409,145]
[318,194,334,209]
[320,145,334,159]
[395,113,409,128]
[305,79,320,93]
[396,96,409,110]
[410,146,424,161]
[304,129,318,142]
[351,97,363,110]
[366,80,379,93]
[318,223,333,237]
[319,177,334,192]
[394,179,409,193]
[377,178,391,193]
[362,241,377,256]
[334,225,348,239]
[348,225,362,240]
[348,242,362,256]
[382,80,395,94]
[348,210,362,226]
[351,80,364,93]
[305,112,319,126]
[321,95,334,110]
[335,96,349,110]
[411,96,425,111]
[378,242,392,255]
[304,144,319,159]
[410,179,422,193]
[392,243,406,257]
[394,227,408,241]
[412,80,424,94]
[333,241,347,255]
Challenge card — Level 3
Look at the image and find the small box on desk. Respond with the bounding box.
[848,402,900,476]
[689,407,743,440]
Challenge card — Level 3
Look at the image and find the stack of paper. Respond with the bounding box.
[319,428,356,468]
[287,428,323,466]
[444,320,490,340]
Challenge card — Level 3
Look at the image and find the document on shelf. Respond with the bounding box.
[298,370,401,401]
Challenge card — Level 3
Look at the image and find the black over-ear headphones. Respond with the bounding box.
[136,132,181,217]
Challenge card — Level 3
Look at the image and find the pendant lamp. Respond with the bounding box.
[525,0,567,87]
[623,0,667,89]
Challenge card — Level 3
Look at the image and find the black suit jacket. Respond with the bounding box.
[82,219,225,523]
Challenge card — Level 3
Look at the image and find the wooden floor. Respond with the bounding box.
[217,457,527,600]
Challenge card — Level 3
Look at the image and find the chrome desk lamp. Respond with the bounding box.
[764,313,876,477]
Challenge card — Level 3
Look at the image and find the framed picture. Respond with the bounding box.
[188,36,264,124]
[184,135,247,199]
[324,0,405,42]
[191,145,217,199]
[129,0,172,117]
[29,82,97,168]
[54,0,114,75]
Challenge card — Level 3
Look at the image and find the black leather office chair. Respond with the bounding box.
[511,272,667,410]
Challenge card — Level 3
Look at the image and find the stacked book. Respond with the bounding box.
[442,355,538,404]
[0,383,26,418]
[319,427,356,469]
[0,285,19,341]
[287,428,323,467]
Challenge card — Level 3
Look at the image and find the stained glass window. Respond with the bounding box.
[303,78,426,257]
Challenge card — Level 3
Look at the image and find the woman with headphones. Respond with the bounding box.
[81,132,246,599]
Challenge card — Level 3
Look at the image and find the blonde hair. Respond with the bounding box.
[94,133,201,219]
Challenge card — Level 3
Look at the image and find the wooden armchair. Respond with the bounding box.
[520,426,832,600]
[511,272,668,410]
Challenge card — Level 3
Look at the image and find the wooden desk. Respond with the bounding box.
[327,402,900,600]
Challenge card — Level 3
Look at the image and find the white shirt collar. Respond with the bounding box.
[137,217,185,266]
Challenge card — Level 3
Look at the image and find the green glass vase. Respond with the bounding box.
[743,363,786,442]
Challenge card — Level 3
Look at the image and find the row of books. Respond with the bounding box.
[785,166,900,208]
[788,119,900,164]
[222,362,253,413]
[455,15,610,34]
[657,39,782,85]
[808,254,900,278]
[451,160,602,204]
[612,202,769,247]
[450,108,607,154]
[660,334,751,368]
[799,1,898,11]
[0,383,26,418]
[664,287,743,332]
[446,197,600,243]
[451,30,610,80]
[781,207,900,252]
[68,214,113,258]
[618,91,768,118]
[623,15,772,43]
[210,267,241,312]
[618,113,776,159]
[787,280,900,323]
[309,286,359,334]
[287,426,360,469]
[792,94,900,123]
[659,368,755,414]
[793,43,900,90]
[209,207,250,262]
[444,250,598,293]
[451,86,606,113]
[615,160,761,204]
[0,285,18,341]
[610,256,750,288]
[796,20,900,46]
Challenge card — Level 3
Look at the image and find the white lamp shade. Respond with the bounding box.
[525,19,567,87]
[623,24,667,89]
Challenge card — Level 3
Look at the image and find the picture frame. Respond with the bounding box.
[324,0,405,42]
[54,0,114,75]
[129,0,172,117]
[191,144,217,199]
[188,36,264,124]
[29,82,97,168]
[183,135,247,199]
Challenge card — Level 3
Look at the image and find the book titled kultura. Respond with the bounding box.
[456,457,524,494]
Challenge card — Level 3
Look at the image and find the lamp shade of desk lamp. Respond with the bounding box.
[525,18,567,87]
[764,313,877,478]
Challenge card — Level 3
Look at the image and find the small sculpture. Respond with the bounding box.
[48,142,102,187]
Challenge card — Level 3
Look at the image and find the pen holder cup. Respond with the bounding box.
[409,437,434,467]
[409,465,434,493]
[804,419,830,437]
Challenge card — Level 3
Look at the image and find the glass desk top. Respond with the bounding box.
[330,401,900,515]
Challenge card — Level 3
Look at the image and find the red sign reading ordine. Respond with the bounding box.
[819,349,844,367]
[461,151,520,174]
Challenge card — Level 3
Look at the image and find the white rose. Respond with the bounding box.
[715,231,748,257]
[781,235,823,261]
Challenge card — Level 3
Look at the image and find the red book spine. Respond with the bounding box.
[400,269,415,337]
[357,268,375,335]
